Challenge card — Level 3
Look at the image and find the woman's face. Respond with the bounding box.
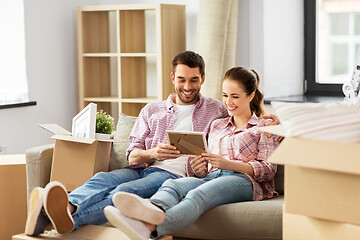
[222,79,255,117]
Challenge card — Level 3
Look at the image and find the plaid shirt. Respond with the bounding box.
[126,93,228,175]
[207,113,279,201]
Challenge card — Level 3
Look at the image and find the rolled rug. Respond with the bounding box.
[271,98,360,143]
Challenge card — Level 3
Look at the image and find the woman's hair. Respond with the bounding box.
[172,51,205,77]
[223,67,264,117]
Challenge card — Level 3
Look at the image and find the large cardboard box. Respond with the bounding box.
[262,125,360,226]
[40,124,123,191]
[12,225,130,240]
[12,225,173,240]
[283,208,360,240]
[0,155,27,240]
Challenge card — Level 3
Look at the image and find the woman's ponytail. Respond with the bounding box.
[250,69,264,117]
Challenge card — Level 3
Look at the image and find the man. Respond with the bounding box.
[25,50,229,236]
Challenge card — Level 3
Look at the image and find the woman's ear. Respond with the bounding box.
[249,91,255,102]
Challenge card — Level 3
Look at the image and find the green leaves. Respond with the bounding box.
[96,110,115,134]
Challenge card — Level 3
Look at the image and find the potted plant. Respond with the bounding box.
[95,110,115,140]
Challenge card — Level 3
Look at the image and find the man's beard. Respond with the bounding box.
[177,89,199,104]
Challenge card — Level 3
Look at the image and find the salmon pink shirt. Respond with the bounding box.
[207,113,279,201]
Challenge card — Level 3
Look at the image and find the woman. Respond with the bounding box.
[104,67,280,240]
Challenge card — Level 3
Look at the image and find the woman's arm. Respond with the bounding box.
[201,153,254,176]
[246,127,279,182]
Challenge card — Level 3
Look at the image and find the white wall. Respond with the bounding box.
[0,0,303,154]
[0,0,199,154]
[244,0,304,98]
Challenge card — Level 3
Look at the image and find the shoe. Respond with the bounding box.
[43,181,74,234]
[112,192,165,225]
[104,206,150,240]
[25,187,51,236]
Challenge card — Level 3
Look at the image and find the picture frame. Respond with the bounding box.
[166,130,208,156]
[72,102,97,139]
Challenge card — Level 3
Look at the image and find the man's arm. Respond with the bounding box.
[262,114,283,142]
[128,144,181,165]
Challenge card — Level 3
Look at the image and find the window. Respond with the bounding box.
[0,0,29,105]
[305,0,360,95]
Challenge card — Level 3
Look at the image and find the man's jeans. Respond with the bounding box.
[150,169,254,237]
[68,167,179,229]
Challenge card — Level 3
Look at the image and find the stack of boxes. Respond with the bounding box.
[263,125,360,239]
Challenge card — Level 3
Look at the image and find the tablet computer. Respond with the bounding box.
[166,130,207,156]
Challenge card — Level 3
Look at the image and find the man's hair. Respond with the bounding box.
[172,51,205,77]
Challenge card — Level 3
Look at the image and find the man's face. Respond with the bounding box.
[171,64,205,105]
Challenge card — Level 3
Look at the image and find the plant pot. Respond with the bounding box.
[95,133,111,140]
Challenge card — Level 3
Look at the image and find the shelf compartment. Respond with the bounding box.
[84,101,119,123]
[81,11,117,53]
[120,57,146,98]
[119,9,156,54]
[121,103,147,117]
[119,10,145,53]
[120,56,158,99]
[83,57,118,99]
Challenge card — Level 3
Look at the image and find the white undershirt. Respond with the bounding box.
[208,135,230,172]
[220,135,230,159]
[150,103,196,177]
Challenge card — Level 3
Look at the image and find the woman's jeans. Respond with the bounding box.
[150,169,253,238]
[68,167,179,229]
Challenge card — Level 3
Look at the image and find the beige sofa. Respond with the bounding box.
[26,114,283,240]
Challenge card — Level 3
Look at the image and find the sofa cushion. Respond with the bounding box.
[172,195,284,240]
[109,113,137,171]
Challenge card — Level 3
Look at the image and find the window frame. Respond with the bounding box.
[304,0,343,96]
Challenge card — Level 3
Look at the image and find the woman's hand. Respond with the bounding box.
[190,155,207,178]
[201,153,231,170]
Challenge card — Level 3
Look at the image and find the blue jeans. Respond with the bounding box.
[150,169,253,237]
[68,167,179,229]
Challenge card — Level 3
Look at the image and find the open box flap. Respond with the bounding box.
[51,134,129,144]
[98,139,130,143]
[262,126,360,175]
[51,134,96,144]
[259,125,286,137]
[39,124,72,136]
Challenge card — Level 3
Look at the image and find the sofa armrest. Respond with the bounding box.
[25,144,54,202]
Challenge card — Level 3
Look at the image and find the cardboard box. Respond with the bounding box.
[0,155,27,240]
[283,208,360,240]
[12,225,130,240]
[40,124,124,191]
[12,225,173,240]
[262,125,360,226]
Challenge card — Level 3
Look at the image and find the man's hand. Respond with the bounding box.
[190,155,207,178]
[202,153,231,170]
[149,143,181,161]
[262,114,283,142]
[263,114,280,125]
